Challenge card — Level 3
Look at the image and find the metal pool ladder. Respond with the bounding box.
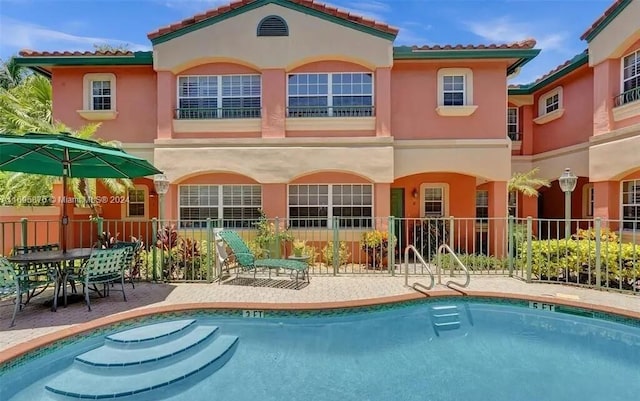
[437,244,470,289]
[404,245,435,291]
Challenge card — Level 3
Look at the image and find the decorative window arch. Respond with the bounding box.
[257,15,289,37]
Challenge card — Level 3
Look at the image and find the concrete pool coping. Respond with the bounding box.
[2,276,639,366]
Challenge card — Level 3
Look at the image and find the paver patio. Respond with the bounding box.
[1,275,639,353]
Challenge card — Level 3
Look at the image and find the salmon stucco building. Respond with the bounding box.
[13,0,640,250]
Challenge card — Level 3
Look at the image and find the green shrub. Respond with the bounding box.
[438,253,507,271]
[517,238,640,289]
[322,241,350,267]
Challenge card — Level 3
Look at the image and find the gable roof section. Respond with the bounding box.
[148,0,399,45]
[508,50,589,95]
[580,0,633,42]
[393,39,540,75]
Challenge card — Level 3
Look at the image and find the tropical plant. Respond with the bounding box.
[96,231,119,249]
[508,167,550,197]
[252,210,293,256]
[292,239,307,257]
[361,230,396,269]
[411,219,449,258]
[321,241,350,267]
[157,225,179,250]
[0,56,28,90]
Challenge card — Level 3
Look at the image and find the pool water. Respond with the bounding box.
[3,301,640,401]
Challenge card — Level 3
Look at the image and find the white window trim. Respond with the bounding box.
[436,68,477,117]
[507,107,520,141]
[286,183,375,229]
[620,179,640,230]
[582,184,594,218]
[285,72,375,117]
[420,183,449,218]
[508,191,519,218]
[534,86,564,124]
[177,184,263,228]
[77,73,117,121]
[621,49,640,95]
[176,74,262,119]
[121,185,148,221]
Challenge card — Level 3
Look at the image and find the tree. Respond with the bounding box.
[508,167,551,197]
[0,73,131,214]
[0,56,28,90]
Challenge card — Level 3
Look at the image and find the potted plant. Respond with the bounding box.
[360,230,396,270]
[292,239,307,257]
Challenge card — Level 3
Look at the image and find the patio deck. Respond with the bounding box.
[1,275,639,355]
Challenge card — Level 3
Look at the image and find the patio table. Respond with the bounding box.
[7,248,93,311]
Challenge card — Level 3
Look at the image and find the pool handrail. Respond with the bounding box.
[437,244,470,289]
[404,245,435,291]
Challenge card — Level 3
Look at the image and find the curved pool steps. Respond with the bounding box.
[76,325,220,368]
[43,320,239,400]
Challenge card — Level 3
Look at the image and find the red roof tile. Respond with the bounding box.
[410,39,537,51]
[508,50,589,89]
[19,49,134,57]
[147,0,399,40]
[580,0,626,40]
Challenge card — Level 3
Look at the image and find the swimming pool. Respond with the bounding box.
[2,298,639,401]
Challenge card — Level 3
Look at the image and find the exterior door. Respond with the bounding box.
[390,188,405,258]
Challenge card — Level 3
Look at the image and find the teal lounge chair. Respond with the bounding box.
[217,230,309,287]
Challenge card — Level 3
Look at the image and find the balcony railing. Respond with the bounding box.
[175,107,261,120]
[508,132,521,141]
[286,106,375,118]
[614,87,640,107]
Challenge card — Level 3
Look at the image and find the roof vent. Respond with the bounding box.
[257,15,288,37]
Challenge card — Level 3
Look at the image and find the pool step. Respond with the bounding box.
[43,320,239,400]
[105,319,197,347]
[430,305,462,336]
[76,325,219,367]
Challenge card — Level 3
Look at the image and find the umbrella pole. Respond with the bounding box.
[62,174,68,253]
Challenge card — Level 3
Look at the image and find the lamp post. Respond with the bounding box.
[153,174,170,223]
[558,168,577,239]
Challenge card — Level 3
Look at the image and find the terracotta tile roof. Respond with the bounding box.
[19,49,134,57]
[147,0,399,40]
[508,50,589,89]
[580,0,626,40]
[410,39,537,51]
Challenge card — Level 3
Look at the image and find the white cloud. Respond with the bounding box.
[394,22,432,46]
[464,16,571,53]
[0,16,150,54]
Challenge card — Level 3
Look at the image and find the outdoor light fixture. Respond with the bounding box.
[153,173,170,222]
[558,168,577,238]
[412,188,419,199]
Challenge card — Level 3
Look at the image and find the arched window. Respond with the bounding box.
[257,15,288,37]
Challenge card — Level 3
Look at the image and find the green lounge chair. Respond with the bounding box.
[218,230,309,287]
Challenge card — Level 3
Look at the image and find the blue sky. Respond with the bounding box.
[0,0,613,84]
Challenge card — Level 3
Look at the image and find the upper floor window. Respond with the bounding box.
[288,184,373,228]
[621,180,640,230]
[257,15,288,36]
[176,75,261,119]
[435,68,476,117]
[538,87,563,116]
[287,73,374,118]
[507,107,519,141]
[178,184,262,228]
[78,73,118,121]
[618,50,640,106]
[534,86,564,125]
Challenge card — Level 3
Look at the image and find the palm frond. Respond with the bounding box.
[508,168,551,197]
